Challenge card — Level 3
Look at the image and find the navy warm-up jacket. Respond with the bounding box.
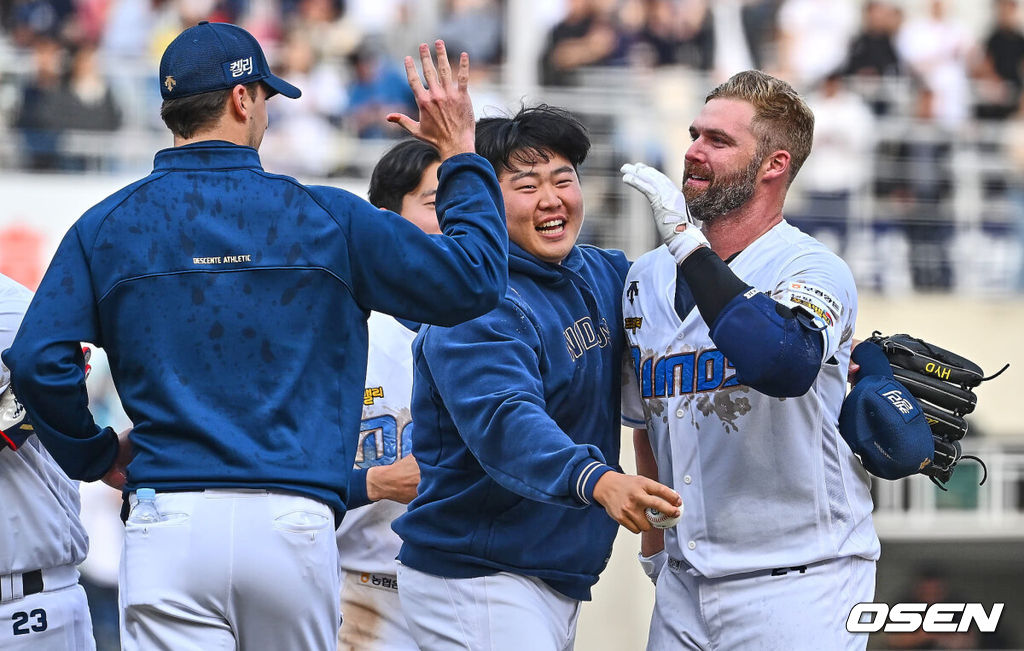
[394,241,630,601]
[3,141,508,519]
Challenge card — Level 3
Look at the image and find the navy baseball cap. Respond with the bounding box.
[839,342,935,480]
[159,21,301,100]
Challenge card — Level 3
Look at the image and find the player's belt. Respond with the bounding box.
[0,564,79,603]
[668,557,812,578]
[357,572,399,592]
[0,569,42,602]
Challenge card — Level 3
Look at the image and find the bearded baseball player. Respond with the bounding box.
[334,139,441,651]
[621,70,877,650]
[3,26,508,651]
[0,273,95,651]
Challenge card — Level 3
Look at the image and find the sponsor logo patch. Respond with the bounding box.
[191,254,252,265]
[359,572,398,592]
[624,317,643,334]
[778,281,842,330]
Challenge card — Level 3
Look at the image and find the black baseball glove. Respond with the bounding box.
[866,332,1008,489]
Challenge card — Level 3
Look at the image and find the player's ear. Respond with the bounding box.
[760,150,790,183]
[228,84,249,122]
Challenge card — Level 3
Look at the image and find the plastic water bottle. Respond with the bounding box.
[129,488,161,524]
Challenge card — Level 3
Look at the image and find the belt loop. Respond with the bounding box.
[0,574,12,603]
[11,571,25,600]
[0,572,25,602]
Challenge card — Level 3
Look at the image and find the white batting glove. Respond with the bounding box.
[638,549,667,585]
[621,162,709,263]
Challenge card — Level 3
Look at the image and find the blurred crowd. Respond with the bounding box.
[1,1,1022,150]
[1,0,1023,294]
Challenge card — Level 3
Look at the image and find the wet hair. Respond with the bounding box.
[705,70,814,185]
[475,104,590,177]
[368,139,441,213]
[160,81,261,139]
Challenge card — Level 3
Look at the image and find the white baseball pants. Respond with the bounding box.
[337,569,417,651]
[0,565,94,650]
[119,489,340,651]
[647,555,875,650]
[397,563,580,651]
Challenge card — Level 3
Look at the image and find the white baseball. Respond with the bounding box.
[645,503,682,529]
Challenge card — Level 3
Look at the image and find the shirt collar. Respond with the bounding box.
[153,140,264,171]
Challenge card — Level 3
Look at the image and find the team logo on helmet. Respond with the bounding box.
[164,76,176,92]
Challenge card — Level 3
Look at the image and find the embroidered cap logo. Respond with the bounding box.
[230,57,254,78]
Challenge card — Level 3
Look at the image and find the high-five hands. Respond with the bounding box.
[388,40,476,160]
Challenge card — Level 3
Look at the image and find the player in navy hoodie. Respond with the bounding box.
[394,105,681,650]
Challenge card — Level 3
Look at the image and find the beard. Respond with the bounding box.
[682,153,762,224]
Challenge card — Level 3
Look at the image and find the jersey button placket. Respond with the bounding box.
[687,541,696,550]
[683,475,692,484]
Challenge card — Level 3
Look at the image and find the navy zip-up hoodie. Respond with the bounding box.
[394,241,630,600]
[3,142,507,519]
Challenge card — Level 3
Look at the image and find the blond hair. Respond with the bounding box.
[705,70,814,186]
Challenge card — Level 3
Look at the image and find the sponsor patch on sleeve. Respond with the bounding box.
[776,281,842,330]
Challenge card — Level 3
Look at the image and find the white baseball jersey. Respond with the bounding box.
[0,276,89,575]
[335,312,417,575]
[622,222,879,577]
[335,312,418,650]
[1,274,93,650]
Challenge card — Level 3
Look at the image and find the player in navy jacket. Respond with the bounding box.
[394,105,680,650]
[3,29,506,651]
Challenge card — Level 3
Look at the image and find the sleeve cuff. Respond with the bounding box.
[638,549,668,584]
[571,460,615,505]
[58,426,119,482]
[346,467,372,510]
[438,151,486,173]
[621,414,646,428]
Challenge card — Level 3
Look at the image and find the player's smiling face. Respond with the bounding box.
[499,150,584,265]
[682,98,763,222]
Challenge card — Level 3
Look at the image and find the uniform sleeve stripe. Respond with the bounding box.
[576,461,603,504]
[621,415,646,427]
[1,429,15,449]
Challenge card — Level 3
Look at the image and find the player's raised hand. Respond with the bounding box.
[621,162,709,263]
[387,40,475,161]
[592,471,681,534]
